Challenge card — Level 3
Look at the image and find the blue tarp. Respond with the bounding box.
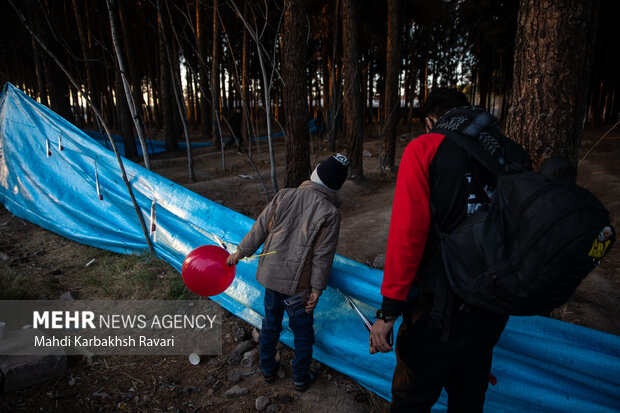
[83,116,316,157]
[1,83,619,412]
[82,130,213,157]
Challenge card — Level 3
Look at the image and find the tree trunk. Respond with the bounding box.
[380,0,401,172]
[118,1,148,129]
[341,0,364,179]
[322,44,330,116]
[71,0,97,125]
[197,0,211,138]
[107,0,149,165]
[407,51,417,131]
[158,9,178,152]
[31,37,47,105]
[478,43,492,109]
[281,0,310,188]
[45,62,72,121]
[422,56,428,101]
[241,0,250,147]
[211,0,223,149]
[157,0,194,181]
[367,62,373,123]
[186,66,195,124]
[360,58,368,125]
[329,0,340,152]
[31,4,72,122]
[115,67,137,159]
[506,0,600,169]
[104,65,117,130]
[35,7,72,122]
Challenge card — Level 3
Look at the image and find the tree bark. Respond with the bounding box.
[478,43,492,109]
[329,0,340,152]
[380,0,401,171]
[118,1,146,129]
[115,67,137,159]
[282,0,310,188]
[211,0,223,149]
[71,0,97,125]
[341,0,364,179]
[107,0,146,163]
[186,65,195,124]
[321,43,330,118]
[33,3,72,122]
[506,0,600,169]
[158,8,178,152]
[241,0,250,147]
[157,0,194,181]
[196,0,211,138]
[31,37,47,105]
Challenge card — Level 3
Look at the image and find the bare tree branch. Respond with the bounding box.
[158,0,195,182]
[9,0,155,255]
[105,0,152,170]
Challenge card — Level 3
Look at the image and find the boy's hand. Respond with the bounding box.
[226,252,241,266]
[305,292,320,313]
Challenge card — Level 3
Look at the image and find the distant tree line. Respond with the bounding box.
[0,0,617,187]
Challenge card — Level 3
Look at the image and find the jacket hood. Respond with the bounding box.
[299,180,343,208]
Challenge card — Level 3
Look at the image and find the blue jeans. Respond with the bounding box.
[260,288,315,381]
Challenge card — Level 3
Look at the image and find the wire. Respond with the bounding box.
[579,120,620,166]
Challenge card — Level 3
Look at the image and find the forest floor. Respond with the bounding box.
[0,121,618,412]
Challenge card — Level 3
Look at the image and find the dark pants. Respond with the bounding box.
[390,301,508,413]
[260,288,315,381]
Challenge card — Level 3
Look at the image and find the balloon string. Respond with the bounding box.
[241,251,277,260]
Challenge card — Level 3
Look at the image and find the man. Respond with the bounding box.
[370,89,530,412]
[227,153,349,392]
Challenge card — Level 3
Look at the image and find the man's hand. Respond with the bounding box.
[370,319,395,354]
[226,252,241,266]
[305,292,320,313]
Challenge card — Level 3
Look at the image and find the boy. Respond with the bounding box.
[227,153,349,391]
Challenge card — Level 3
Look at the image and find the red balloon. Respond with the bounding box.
[181,245,236,296]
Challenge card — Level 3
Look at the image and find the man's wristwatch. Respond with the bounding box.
[376,309,398,322]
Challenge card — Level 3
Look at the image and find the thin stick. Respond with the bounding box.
[105,0,152,170]
[240,251,277,260]
[228,0,285,195]
[578,120,620,166]
[157,0,195,181]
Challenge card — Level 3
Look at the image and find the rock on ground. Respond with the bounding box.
[224,384,248,398]
[255,395,270,411]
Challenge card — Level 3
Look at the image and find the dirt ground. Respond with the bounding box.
[0,121,618,412]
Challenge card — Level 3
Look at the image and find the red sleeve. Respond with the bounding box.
[381,133,444,301]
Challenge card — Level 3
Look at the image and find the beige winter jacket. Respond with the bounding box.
[236,181,342,296]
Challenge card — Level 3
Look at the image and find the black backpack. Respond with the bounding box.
[430,107,615,318]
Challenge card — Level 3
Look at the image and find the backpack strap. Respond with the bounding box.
[432,108,506,177]
[429,269,455,343]
[427,211,455,343]
[434,128,504,177]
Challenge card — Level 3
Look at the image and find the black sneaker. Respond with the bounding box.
[294,372,316,392]
[263,363,279,384]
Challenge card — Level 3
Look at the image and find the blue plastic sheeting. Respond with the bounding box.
[1,83,619,412]
[84,117,319,155]
[83,130,213,157]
